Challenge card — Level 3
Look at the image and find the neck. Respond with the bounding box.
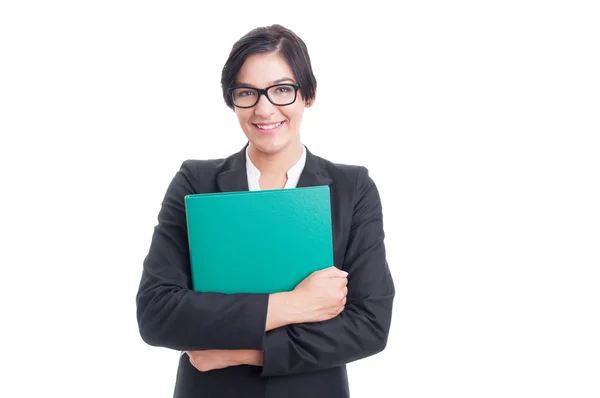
[248,140,304,175]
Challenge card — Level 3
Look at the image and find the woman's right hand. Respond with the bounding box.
[290,266,348,323]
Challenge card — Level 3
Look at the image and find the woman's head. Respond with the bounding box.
[221,25,317,155]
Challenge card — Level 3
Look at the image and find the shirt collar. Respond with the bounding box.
[245,145,307,189]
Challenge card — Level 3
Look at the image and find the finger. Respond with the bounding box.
[337,278,348,287]
[333,269,348,278]
[334,279,348,290]
[319,266,348,278]
[316,266,344,277]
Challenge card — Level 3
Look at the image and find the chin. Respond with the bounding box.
[251,141,283,154]
[247,133,290,151]
[250,137,293,154]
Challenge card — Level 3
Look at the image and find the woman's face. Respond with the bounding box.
[233,52,310,155]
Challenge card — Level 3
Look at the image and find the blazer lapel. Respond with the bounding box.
[216,145,249,193]
[297,146,333,188]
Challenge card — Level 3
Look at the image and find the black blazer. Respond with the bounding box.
[136,145,395,398]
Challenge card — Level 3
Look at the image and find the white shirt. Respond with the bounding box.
[245,145,307,191]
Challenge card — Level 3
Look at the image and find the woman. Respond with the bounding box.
[136,24,395,398]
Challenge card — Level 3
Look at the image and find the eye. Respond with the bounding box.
[237,90,256,98]
[274,86,292,93]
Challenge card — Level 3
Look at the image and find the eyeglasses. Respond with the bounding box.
[229,83,300,108]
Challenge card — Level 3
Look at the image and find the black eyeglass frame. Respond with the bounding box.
[228,83,301,108]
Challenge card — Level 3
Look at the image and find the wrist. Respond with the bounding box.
[284,290,305,324]
[239,350,264,367]
[266,291,302,331]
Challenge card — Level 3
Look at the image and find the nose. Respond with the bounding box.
[253,93,276,118]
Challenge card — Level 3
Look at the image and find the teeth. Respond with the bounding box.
[256,122,282,130]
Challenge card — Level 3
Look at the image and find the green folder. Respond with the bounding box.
[184,186,334,294]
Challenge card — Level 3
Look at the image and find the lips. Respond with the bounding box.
[253,121,284,130]
[252,121,286,135]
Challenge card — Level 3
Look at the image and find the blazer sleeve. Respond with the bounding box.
[136,161,269,352]
[261,166,395,376]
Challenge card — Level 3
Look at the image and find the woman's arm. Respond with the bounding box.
[260,167,395,376]
[184,266,351,371]
[136,161,270,351]
[137,160,349,352]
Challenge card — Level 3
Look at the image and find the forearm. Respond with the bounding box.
[237,350,264,366]
[261,295,394,376]
[183,293,299,369]
[265,291,305,331]
[137,286,269,351]
[185,292,303,369]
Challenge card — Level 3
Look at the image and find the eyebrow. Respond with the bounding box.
[236,77,295,88]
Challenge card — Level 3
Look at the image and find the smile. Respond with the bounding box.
[253,121,284,130]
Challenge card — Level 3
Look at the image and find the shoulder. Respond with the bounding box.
[310,153,382,218]
[312,153,375,194]
[178,156,232,175]
[167,151,240,194]
[179,151,240,177]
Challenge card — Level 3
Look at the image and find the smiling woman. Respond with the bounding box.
[135,24,395,398]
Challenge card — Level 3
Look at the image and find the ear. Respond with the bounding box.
[304,92,317,108]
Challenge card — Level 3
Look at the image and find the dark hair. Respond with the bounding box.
[220,24,317,109]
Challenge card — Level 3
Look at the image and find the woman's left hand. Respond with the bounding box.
[186,350,264,372]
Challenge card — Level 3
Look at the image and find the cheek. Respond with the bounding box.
[282,105,305,124]
[235,109,251,125]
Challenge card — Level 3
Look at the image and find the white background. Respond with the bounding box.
[1,1,599,397]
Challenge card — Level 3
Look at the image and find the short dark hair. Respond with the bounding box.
[220,24,317,109]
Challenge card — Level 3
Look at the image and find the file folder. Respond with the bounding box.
[184,186,334,294]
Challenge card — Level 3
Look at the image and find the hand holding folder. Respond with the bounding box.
[184,186,334,294]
